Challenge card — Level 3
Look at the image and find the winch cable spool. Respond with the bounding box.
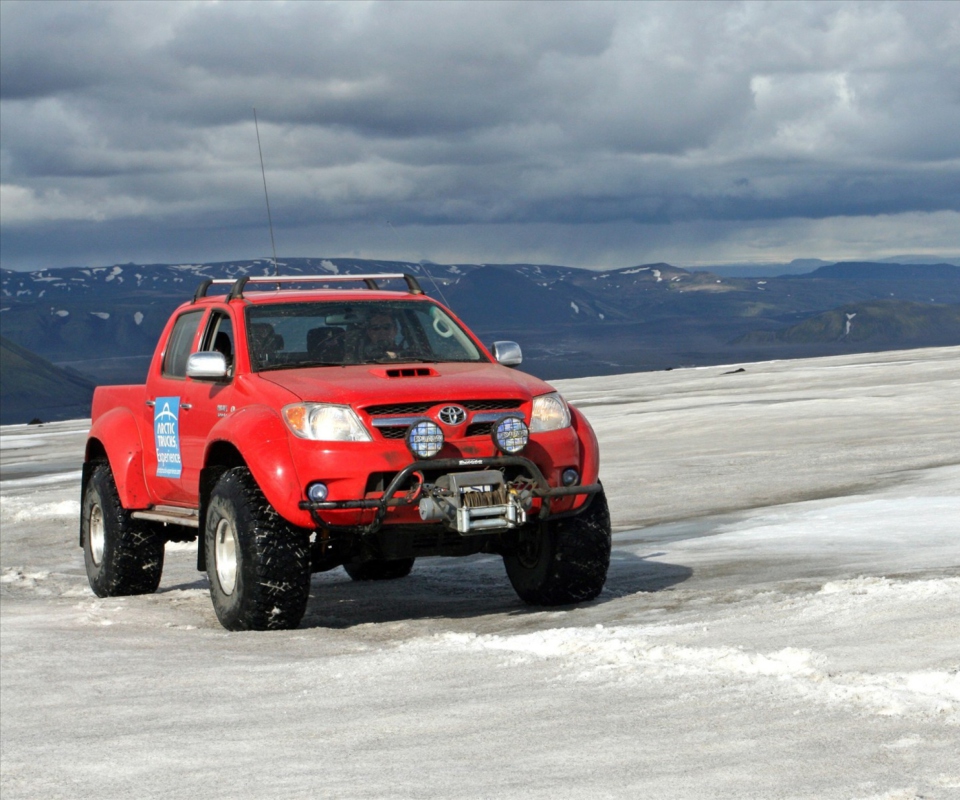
[460,486,508,508]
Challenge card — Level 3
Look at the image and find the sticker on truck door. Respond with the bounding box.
[154,397,182,478]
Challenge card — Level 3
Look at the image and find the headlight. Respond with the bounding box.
[530,392,571,432]
[282,404,372,442]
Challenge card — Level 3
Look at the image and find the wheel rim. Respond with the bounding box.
[515,531,542,569]
[215,518,239,595]
[88,503,105,566]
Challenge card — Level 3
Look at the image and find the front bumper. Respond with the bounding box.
[299,455,600,535]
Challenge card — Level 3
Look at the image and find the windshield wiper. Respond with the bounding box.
[258,359,342,371]
[366,356,438,364]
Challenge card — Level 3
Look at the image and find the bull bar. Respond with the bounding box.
[299,455,600,535]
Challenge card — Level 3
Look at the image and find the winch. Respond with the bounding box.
[417,470,532,534]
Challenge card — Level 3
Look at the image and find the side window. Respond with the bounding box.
[162,310,204,378]
[200,310,235,375]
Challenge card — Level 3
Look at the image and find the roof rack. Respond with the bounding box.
[193,273,424,302]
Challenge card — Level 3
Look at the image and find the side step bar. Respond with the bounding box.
[131,505,200,529]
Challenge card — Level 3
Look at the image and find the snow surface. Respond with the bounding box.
[1,347,959,799]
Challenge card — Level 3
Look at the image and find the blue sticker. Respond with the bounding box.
[154,396,182,478]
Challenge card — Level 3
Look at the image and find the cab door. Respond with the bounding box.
[144,309,205,505]
[178,309,238,501]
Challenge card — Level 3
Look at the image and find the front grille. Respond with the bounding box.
[364,398,523,416]
[466,422,494,437]
[377,421,503,440]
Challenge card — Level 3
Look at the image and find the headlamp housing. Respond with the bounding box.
[283,404,372,442]
[529,392,571,432]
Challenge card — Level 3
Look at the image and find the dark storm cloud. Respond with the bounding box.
[1,0,958,269]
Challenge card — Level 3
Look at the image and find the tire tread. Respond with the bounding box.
[207,467,310,631]
[505,488,611,606]
[83,462,164,597]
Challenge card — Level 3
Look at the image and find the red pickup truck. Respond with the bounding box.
[80,273,610,630]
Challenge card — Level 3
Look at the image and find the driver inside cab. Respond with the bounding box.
[362,312,402,361]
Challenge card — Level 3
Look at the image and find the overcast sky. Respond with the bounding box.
[1,0,958,271]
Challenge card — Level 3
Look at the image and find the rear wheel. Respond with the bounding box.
[205,467,311,631]
[343,558,415,581]
[82,462,164,597]
[504,487,611,605]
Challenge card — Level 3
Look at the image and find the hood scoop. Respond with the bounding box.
[370,366,439,379]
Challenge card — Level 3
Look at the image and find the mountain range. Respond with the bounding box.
[2,257,959,422]
[0,336,95,425]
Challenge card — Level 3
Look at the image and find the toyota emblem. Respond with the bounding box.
[438,405,467,425]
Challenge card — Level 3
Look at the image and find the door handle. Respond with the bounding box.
[148,400,190,409]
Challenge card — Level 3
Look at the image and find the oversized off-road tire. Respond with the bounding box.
[205,467,311,631]
[82,462,164,597]
[504,487,611,605]
[343,558,415,581]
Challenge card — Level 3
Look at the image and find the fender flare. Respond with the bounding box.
[85,407,151,510]
[569,405,601,510]
[204,405,304,524]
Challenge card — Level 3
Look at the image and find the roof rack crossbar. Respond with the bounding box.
[193,273,424,301]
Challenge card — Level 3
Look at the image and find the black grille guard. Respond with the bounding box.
[299,456,600,534]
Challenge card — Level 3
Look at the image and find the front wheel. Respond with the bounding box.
[82,462,164,597]
[205,467,311,631]
[504,487,611,605]
[343,558,415,581]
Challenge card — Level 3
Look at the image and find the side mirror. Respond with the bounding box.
[492,341,522,367]
[187,351,228,380]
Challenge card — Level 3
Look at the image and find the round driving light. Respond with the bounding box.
[307,482,329,503]
[561,468,580,486]
[493,415,529,454]
[407,419,444,459]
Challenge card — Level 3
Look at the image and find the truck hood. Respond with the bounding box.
[256,361,555,408]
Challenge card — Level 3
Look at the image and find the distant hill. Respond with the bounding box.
[446,265,610,332]
[736,300,960,345]
[0,336,94,424]
[799,262,959,281]
[3,257,960,416]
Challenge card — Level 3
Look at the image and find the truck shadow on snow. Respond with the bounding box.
[294,549,692,630]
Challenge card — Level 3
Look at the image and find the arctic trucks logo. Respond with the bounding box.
[154,397,182,478]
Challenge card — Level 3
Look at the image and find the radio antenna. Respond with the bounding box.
[253,107,279,278]
[386,220,451,307]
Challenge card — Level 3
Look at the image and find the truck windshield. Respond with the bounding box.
[245,300,486,371]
